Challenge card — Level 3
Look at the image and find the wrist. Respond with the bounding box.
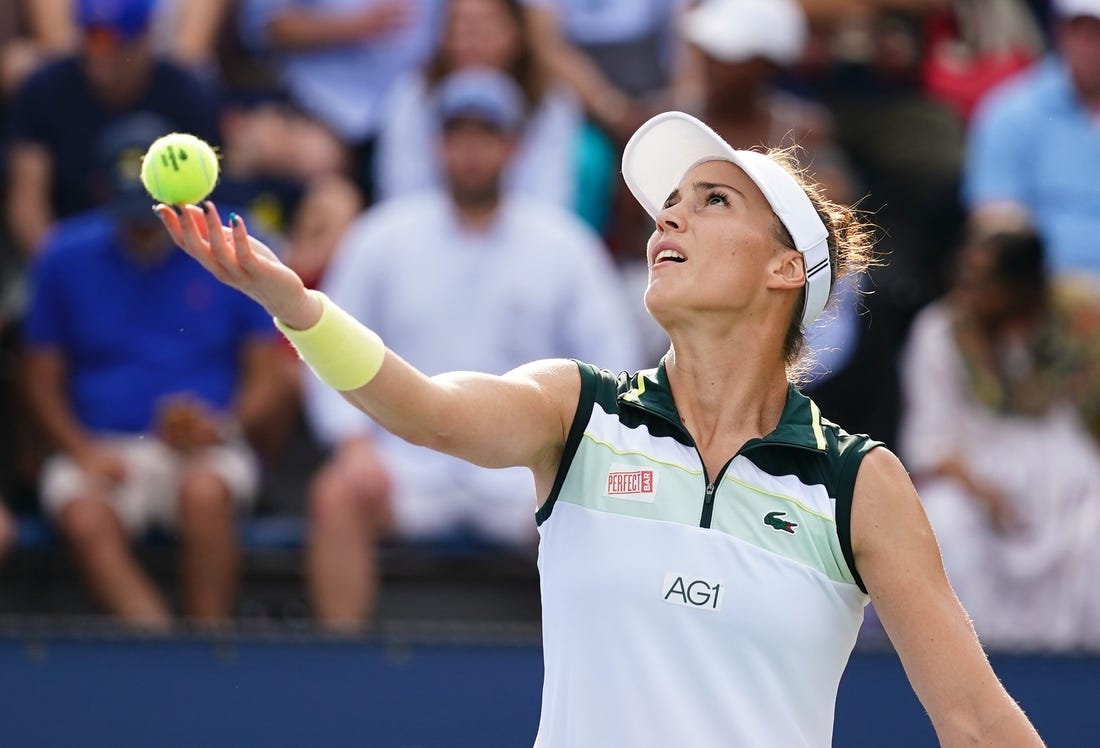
[274,289,324,331]
[275,291,386,391]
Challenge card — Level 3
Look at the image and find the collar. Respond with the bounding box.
[618,357,828,453]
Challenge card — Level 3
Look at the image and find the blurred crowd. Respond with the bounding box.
[1,0,1099,649]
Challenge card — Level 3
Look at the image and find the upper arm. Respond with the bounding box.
[852,448,1043,746]
[344,355,581,489]
[964,90,1033,211]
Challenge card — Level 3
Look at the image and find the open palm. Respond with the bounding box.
[155,202,313,324]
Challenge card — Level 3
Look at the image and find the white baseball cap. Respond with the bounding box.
[682,0,808,66]
[1054,0,1100,19]
[622,111,830,328]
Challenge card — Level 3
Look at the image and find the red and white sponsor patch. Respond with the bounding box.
[605,466,657,502]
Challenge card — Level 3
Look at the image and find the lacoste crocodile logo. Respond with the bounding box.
[764,511,798,534]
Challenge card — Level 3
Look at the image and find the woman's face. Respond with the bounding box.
[443,0,523,71]
[643,160,793,328]
[952,243,1022,326]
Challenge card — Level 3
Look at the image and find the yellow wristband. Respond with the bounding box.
[274,290,385,391]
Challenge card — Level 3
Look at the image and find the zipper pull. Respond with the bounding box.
[704,482,715,504]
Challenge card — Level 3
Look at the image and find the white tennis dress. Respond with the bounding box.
[534,361,878,747]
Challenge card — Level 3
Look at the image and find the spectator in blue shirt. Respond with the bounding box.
[964,0,1100,276]
[20,114,284,630]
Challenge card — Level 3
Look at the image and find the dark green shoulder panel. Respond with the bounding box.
[536,361,605,526]
[742,422,883,592]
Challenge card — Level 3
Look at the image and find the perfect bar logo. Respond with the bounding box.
[605,465,657,502]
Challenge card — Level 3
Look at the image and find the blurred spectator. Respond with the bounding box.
[20,115,285,630]
[684,0,865,427]
[302,69,642,631]
[900,224,1100,650]
[684,0,855,203]
[8,0,235,72]
[964,0,1100,275]
[0,0,73,99]
[4,0,219,257]
[212,89,351,243]
[282,174,364,289]
[521,0,695,233]
[922,0,1045,120]
[785,0,972,446]
[522,0,691,143]
[376,0,583,211]
[0,496,13,565]
[238,0,445,203]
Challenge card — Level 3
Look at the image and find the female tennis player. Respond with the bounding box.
[155,111,1042,747]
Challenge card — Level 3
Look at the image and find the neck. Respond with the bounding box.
[663,315,791,448]
[455,198,500,231]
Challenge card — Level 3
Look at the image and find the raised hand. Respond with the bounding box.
[154,201,321,330]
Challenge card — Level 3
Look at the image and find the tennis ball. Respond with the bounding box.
[140,133,219,205]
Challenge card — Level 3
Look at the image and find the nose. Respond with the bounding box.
[655,204,684,234]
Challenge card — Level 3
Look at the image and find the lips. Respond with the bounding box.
[650,241,687,267]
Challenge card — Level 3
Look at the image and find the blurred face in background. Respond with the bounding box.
[1059,15,1100,101]
[442,0,523,70]
[81,26,154,103]
[441,117,516,209]
[952,242,1040,329]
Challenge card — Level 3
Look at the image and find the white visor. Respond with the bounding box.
[622,111,831,328]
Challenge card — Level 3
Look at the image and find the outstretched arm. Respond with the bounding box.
[155,202,579,498]
[851,448,1044,747]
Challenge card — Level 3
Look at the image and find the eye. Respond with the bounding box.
[705,190,730,207]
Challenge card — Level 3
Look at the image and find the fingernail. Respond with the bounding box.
[229,212,239,227]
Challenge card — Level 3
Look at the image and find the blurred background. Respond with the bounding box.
[2,0,1100,744]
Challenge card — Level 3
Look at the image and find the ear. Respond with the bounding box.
[765,248,806,291]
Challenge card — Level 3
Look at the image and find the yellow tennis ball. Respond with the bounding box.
[140,133,219,205]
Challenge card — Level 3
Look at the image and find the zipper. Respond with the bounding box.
[620,400,817,530]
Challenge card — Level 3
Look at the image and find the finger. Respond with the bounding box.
[227,211,255,270]
[154,204,185,246]
[174,205,226,275]
[200,201,239,272]
[182,204,227,269]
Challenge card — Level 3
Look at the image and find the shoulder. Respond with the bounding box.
[341,193,446,247]
[971,57,1064,127]
[502,196,606,253]
[38,211,114,263]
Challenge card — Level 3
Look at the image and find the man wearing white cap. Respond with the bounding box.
[965,0,1100,274]
[154,107,1042,744]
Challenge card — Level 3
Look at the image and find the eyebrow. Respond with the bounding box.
[662,181,746,208]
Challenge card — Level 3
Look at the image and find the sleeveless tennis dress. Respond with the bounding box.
[534,361,880,747]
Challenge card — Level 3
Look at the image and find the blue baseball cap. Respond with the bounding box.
[435,68,526,134]
[97,113,173,220]
[77,0,157,40]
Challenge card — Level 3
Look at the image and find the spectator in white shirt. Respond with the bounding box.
[303,68,642,631]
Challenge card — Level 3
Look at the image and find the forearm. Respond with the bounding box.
[231,342,290,444]
[525,9,630,129]
[265,9,380,50]
[6,145,54,257]
[937,700,1044,748]
[22,374,95,458]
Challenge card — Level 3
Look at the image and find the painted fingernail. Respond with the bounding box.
[229,212,239,227]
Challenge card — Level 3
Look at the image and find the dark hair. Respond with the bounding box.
[766,147,878,384]
[970,226,1046,291]
[425,0,544,106]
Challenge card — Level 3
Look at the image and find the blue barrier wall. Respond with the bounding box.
[0,635,1096,746]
